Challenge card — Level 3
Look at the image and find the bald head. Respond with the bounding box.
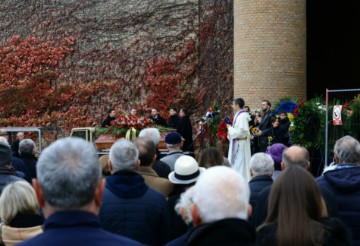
[281,146,310,169]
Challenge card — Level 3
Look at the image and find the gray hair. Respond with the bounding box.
[192,166,250,223]
[175,186,194,225]
[250,153,274,176]
[109,138,138,172]
[282,145,309,168]
[165,143,181,149]
[19,138,36,155]
[0,181,40,225]
[37,137,101,210]
[139,128,161,145]
[334,135,360,165]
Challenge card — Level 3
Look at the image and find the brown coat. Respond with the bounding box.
[137,166,174,197]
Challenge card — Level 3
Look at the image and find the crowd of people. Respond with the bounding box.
[0,98,359,245]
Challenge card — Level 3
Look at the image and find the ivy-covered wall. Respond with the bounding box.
[0,0,233,130]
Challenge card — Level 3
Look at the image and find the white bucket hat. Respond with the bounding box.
[168,155,205,184]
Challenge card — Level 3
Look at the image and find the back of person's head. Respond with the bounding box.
[0,181,40,225]
[333,135,360,165]
[250,153,274,177]
[175,186,194,225]
[19,138,36,155]
[134,137,156,167]
[282,145,309,169]
[0,141,12,167]
[109,138,138,172]
[98,155,111,177]
[199,147,224,168]
[266,143,287,171]
[37,137,101,210]
[139,128,161,145]
[192,166,250,224]
[264,165,325,245]
[234,98,245,108]
[165,132,182,149]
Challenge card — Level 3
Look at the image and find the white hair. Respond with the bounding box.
[175,186,194,225]
[37,137,101,210]
[334,135,360,164]
[109,138,138,172]
[0,181,40,225]
[192,166,250,223]
[139,128,161,145]
[250,153,274,176]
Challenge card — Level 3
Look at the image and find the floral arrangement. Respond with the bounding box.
[97,115,153,137]
[275,99,298,124]
[290,97,325,149]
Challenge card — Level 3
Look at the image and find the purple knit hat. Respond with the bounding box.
[266,143,287,168]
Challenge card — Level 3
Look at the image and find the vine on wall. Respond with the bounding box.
[0,0,233,132]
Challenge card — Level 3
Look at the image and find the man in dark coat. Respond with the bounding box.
[258,100,276,152]
[176,108,194,153]
[19,139,38,179]
[168,107,180,129]
[186,166,256,246]
[251,146,338,228]
[18,138,142,246]
[248,153,274,210]
[11,131,24,157]
[317,135,360,245]
[99,138,170,246]
[0,142,23,194]
[139,128,171,179]
[149,108,167,126]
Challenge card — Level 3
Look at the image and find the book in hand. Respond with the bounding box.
[223,116,232,125]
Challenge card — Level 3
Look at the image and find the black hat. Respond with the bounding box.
[165,132,182,145]
[0,143,12,166]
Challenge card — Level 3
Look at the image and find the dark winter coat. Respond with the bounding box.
[187,218,256,246]
[168,115,180,129]
[17,211,143,246]
[99,171,170,246]
[19,153,38,179]
[176,115,194,152]
[249,175,273,209]
[317,165,360,245]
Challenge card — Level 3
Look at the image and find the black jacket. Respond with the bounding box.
[168,115,180,129]
[187,218,256,246]
[176,115,194,152]
[19,153,38,179]
[249,175,273,210]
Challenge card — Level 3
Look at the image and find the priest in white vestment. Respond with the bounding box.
[226,98,251,182]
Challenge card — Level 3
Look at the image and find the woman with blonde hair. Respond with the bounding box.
[0,181,43,245]
[256,165,351,246]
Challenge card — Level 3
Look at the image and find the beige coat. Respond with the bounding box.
[137,166,174,197]
[1,224,42,246]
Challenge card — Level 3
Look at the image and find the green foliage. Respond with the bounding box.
[291,97,325,149]
[347,97,360,141]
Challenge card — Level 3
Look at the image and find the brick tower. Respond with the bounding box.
[234,0,306,110]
